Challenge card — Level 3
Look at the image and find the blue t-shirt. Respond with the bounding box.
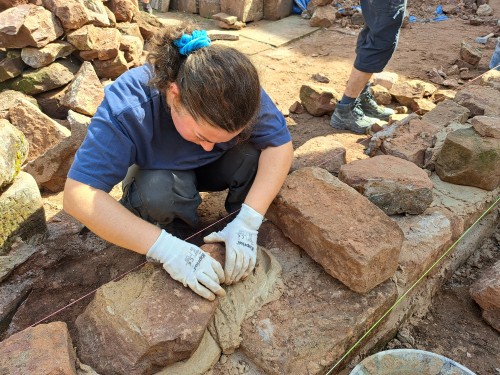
[68,65,291,192]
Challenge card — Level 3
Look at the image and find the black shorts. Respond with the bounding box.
[354,0,407,73]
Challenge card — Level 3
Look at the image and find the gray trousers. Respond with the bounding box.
[119,142,260,227]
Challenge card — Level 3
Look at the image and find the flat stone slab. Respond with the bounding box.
[239,16,319,47]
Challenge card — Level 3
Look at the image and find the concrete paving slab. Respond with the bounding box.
[239,15,319,47]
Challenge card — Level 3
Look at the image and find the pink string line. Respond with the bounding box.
[29,210,239,328]
[27,64,500,329]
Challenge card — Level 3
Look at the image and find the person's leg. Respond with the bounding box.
[354,0,406,121]
[120,167,201,228]
[331,0,406,133]
[195,142,260,214]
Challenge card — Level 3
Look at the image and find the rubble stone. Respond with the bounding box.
[41,0,89,30]
[421,99,470,128]
[470,260,500,332]
[0,50,25,82]
[61,61,104,116]
[309,5,336,28]
[371,84,392,105]
[9,98,70,161]
[0,119,28,189]
[0,58,79,95]
[299,84,339,116]
[382,118,441,168]
[0,4,63,48]
[470,115,500,138]
[373,72,399,90]
[436,127,500,191]
[338,155,433,215]
[23,110,90,192]
[291,135,346,174]
[0,322,78,374]
[0,171,46,255]
[460,41,482,65]
[454,85,500,116]
[21,40,75,69]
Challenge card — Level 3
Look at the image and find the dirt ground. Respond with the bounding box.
[36,1,500,373]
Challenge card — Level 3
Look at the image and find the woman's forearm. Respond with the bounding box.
[244,141,293,216]
[63,178,161,255]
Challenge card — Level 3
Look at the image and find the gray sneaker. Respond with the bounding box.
[359,89,395,120]
[330,100,378,134]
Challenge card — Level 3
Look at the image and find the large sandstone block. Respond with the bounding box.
[338,155,433,215]
[436,128,500,191]
[0,119,28,189]
[0,171,46,255]
[424,122,471,171]
[75,262,219,375]
[393,210,453,287]
[267,167,404,293]
[220,0,263,22]
[470,260,500,332]
[0,322,78,374]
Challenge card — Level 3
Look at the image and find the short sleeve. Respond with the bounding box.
[250,89,292,149]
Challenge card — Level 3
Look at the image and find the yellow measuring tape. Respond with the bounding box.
[326,196,500,375]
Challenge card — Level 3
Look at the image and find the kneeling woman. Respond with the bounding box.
[63,23,293,301]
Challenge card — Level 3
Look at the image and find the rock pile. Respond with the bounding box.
[0,0,163,254]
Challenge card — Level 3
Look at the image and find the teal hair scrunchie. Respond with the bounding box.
[174,30,211,56]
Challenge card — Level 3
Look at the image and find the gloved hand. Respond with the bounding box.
[147,229,226,301]
[204,204,264,284]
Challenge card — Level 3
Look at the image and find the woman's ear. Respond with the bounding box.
[166,82,180,107]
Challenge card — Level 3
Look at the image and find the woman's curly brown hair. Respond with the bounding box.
[147,22,261,138]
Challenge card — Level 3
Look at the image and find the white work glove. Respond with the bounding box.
[147,230,226,301]
[204,204,264,284]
